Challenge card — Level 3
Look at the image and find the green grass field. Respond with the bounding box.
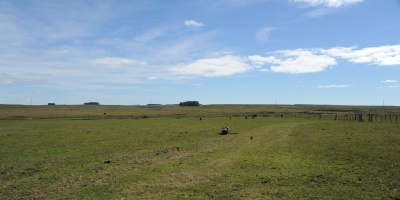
[1,105,399,199]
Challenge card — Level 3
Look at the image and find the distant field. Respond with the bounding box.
[0,105,399,199]
[1,104,399,120]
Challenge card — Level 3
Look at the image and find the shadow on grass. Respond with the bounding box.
[218,132,240,135]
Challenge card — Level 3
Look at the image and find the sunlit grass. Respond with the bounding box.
[0,106,399,199]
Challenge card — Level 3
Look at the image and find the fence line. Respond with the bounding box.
[260,113,398,123]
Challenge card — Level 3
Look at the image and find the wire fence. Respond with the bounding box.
[258,112,399,123]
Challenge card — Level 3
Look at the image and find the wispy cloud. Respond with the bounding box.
[149,29,223,62]
[380,79,399,89]
[169,55,252,77]
[289,0,364,17]
[256,27,275,44]
[135,28,167,43]
[306,8,332,17]
[381,80,398,83]
[0,1,398,85]
[0,73,15,85]
[45,49,72,55]
[88,57,148,68]
[317,84,351,88]
[289,0,364,8]
[184,20,204,27]
[213,0,267,8]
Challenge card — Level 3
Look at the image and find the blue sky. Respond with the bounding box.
[1,0,399,105]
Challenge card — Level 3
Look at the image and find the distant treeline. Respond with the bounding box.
[84,102,100,105]
[179,101,200,106]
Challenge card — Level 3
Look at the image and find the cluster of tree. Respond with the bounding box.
[84,102,100,105]
[179,101,200,106]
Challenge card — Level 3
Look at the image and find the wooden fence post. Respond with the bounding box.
[358,114,363,122]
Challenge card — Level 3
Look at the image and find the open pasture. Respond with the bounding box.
[1,105,399,199]
[0,104,304,120]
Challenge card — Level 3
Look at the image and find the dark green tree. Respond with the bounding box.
[179,101,200,106]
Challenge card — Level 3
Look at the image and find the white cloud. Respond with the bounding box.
[381,80,398,83]
[269,49,337,74]
[248,55,277,66]
[170,44,400,77]
[325,45,400,66]
[318,84,351,88]
[247,45,400,74]
[184,20,204,27]
[248,50,338,74]
[170,55,252,77]
[290,0,364,8]
[256,27,274,44]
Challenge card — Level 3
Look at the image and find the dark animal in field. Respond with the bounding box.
[250,136,253,140]
[142,116,148,119]
[104,113,106,115]
[220,126,229,135]
[200,118,202,120]
[252,114,257,119]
